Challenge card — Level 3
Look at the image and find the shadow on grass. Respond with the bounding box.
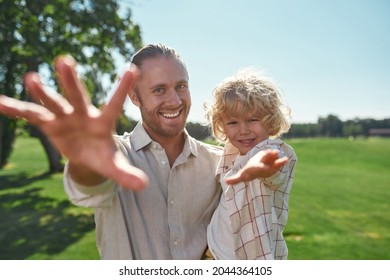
[0,172,95,259]
[0,171,51,191]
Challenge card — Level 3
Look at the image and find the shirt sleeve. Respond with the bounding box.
[256,144,288,190]
[63,163,117,208]
[262,142,297,191]
[262,164,288,190]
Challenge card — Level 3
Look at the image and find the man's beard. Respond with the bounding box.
[139,105,190,138]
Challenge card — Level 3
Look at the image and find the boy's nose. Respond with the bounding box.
[239,123,250,134]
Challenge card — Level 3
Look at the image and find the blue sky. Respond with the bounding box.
[117,0,390,124]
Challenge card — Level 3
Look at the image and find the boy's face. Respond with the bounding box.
[222,106,269,155]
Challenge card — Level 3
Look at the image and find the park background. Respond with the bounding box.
[0,0,389,259]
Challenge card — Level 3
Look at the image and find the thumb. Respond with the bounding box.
[225,170,249,185]
[111,152,149,191]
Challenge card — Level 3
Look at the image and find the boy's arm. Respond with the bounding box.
[225,149,288,185]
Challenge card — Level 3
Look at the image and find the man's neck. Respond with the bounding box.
[145,127,185,167]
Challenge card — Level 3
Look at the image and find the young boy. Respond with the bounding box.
[205,69,297,260]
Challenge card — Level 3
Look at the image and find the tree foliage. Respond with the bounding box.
[286,115,390,138]
[185,122,211,141]
[0,0,142,169]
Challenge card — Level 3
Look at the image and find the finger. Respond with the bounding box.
[117,153,149,191]
[272,156,289,169]
[55,56,90,114]
[110,152,149,191]
[24,72,72,115]
[116,168,149,191]
[0,95,55,124]
[261,149,280,164]
[102,65,139,124]
[225,171,248,185]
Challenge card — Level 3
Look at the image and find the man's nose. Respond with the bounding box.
[165,88,181,106]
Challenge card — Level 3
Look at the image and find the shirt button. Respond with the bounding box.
[161,160,167,165]
[173,241,178,246]
[170,200,174,205]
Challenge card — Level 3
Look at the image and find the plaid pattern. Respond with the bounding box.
[217,139,297,259]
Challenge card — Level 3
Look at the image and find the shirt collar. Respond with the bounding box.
[185,130,199,157]
[216,142,240,175]
[130,121,199,158]
[130,122,153,151]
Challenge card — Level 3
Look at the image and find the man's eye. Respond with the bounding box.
[152,88,164,94]
[176,83,188,90]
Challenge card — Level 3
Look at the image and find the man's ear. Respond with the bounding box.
[128,88,141,107]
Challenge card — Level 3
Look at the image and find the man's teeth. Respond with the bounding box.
[162,111,180,118]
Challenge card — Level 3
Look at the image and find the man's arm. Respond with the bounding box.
[0,55,148,191]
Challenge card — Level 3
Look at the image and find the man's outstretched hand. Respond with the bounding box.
[0,56,148,191]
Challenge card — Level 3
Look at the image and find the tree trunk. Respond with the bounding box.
[25,94,64,173]
[0,119,3,167]
[0,116,17,168]
[29,125,64,173]
[0,55,17,168]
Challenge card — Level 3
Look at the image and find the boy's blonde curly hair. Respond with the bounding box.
[205,68,291,142]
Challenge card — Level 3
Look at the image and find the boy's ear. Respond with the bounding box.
[128,88,141,107]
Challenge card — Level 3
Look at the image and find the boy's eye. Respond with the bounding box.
[249,119,260,122]
[226,121,237,125]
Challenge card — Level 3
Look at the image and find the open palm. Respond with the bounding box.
[225,149,288,185]
[0,56,147,191]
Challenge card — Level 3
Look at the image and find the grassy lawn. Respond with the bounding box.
[0,137,99,260]
[0,136,389,259]
[284,137,390,259]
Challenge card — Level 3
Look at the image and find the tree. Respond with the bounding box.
[342,119,364,137]
[318,114,343,137]
[286,123,319,138]
[116,112,137,135]
[0,0,142,171]
[185,122,211,140]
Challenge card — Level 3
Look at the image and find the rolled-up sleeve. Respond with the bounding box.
[63,163,117,208]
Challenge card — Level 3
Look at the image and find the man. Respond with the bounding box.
[0,43,280,259]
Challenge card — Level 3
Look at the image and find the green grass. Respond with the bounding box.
[0,137,99,260]
[1,137,389,259]
[284,137,390,259]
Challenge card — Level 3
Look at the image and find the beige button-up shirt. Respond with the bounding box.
[64,122,222,259]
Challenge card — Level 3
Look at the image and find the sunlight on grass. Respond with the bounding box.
[285,234,304,242]
[359,232,382,239]
[3,163,16,170]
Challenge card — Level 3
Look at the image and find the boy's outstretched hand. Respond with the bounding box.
[0,56,148,191]
[225,149,288,185]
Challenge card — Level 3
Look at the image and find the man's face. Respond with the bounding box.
[130,56,191,140]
